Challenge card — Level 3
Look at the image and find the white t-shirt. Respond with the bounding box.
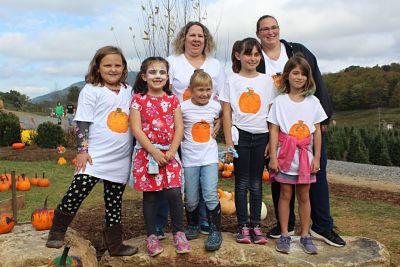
[262,44,288,90]
[180,99,221,167]
[74,84,133,183]
[219,73,277,134]
[267,94,327,175]
[167,54,227,102]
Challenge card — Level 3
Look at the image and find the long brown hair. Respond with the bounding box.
[85,46,128,88]
[231,38,262,73]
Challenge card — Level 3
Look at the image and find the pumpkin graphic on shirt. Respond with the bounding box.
[239,87,261,114]
[289,120,310,139]
[192,120,210,143]
[183,88,191,101]
[107,108,129,133]
[272,73,282,89]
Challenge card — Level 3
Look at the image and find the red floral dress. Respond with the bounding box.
[131,93,182,192]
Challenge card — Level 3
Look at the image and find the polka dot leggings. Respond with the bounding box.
[58,174,126,227]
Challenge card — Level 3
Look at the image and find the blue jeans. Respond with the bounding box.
[234,129,268,226]
[184,163,219,212]
[271,131,334,232]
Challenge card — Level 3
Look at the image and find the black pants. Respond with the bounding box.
[58,174,126,227]
[143,187,183,236]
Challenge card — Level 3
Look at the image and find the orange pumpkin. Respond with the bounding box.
[221,170,232,178]
[58,157,67,165]
[289,120,310,140]
[56,145,66,154]
[17,174,31,191]
[224,163,234,172]
[107,108,129,133]
[31,196,54,231]
[262,168,270,182]
[30,173,39,186]
[219,191,236,215]
[0,179,10,192]
[272,73,282,88]
[192,120,210,143]
[183,88,191,101]
[12,142,25,150]
[38,172,50,187]
[218,161,224,171]
[239,88,261,114]
[0,213,16,234]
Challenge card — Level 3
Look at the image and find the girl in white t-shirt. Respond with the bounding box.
[220,38,276,245]
[46,46,137,257]
[268,54,327,254]
[181,69,222,251]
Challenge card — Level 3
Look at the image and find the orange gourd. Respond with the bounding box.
[58,157,67,165]
[192,120,210,143]
[107,108,129,133]
[38,172,50,187]
[239,88,261,114]
[0,179,10,192]
[17,174,31,191]
[56,145,66,154]
[0,213,16,234]
[12,142,25,150]
[31,196,54,231]
[289,120,310,140]
[221,170,232,178]
[218,161,224,171]
[262,168,270,182]
[30,173,39,186]
[183,88,191,101]
[224,163,234,172]
[219,191,236,215]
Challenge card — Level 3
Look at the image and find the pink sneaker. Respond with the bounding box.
[236,224,252,244]
[147,234,163,257]
[173,231,191,254]
[251,225,268,244]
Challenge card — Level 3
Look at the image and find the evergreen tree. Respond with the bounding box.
[387,135,400,167]
[369,134,392,166]
[347,128,369,163]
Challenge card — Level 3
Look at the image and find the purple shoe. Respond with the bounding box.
[251,225,268,244]
[146,234,163,257]
[236,224,251,244]
[173,231,191,254]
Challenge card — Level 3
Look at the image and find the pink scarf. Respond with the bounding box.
[274,131,312,184]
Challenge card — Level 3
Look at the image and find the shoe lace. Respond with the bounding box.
[301,236,313,245]
[252,225,264,236]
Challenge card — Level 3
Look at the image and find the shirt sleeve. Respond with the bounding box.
[218,78,231,103]
[314,97,328,124]
[215,63,227,97]
[267,99,279,126]
[130,94,142,111]
[74,85,96,122]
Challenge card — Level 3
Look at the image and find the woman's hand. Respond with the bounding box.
[268,157,280,173]
[75,152,93,173]
[151,149,168,166]
[165,149,177,162]
[311,158,321,174]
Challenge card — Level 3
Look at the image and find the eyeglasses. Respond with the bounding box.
[258,25,279,33]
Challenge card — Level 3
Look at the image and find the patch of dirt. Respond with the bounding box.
[0,145,76,161]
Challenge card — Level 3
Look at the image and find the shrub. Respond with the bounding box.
[21,129,37,145]
[64,127,76,149]
[35,122,65,148]
[0,111,21,146]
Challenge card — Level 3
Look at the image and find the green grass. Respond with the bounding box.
[332,107,400,128]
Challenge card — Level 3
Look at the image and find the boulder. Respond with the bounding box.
[0,223,97,267]
[99,232,390,267]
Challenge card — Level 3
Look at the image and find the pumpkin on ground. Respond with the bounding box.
[30,173,39,186]
[17,174,31,191]
[262,168,270,182]
[0,213,16,234]
[224,163,234,171]
[48,245,83,267]
[247,201,268,220]
[56,145,66,154]
[218,161,224,171]
[31,196,54,231]
[38,172,50,187]
[218,189,236,215]
[107,108,129,133]
[239,88,261,114]
[11,142,25,150]
[182,88,191,101]
[0,179,10,192]
[192,120,210,143]
[289,120,310,140]
[58,157,67,165]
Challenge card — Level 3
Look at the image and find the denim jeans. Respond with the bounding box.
[234,128,268,226]
[184,163,219,212]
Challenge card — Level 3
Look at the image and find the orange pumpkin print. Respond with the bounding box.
[272,73,282,88]
[239,87,261,114]
[107,108,129,133]
[183,88,191,101]
[192,120,210,143]
[289,120,310,139]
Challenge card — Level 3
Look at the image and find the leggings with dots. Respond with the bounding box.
[58,174,126,227]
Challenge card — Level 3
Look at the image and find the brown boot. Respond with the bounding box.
[103,224,138,256]
[46,208,75,249]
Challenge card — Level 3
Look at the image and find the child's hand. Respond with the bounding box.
[225,146,234,163]
[152,149,168,166]
[268,157,280,173]
[165,150,176,162]
[264,143,270,159]
[75,152,93,173]
[311,158,320,173]
[212,117,221,139]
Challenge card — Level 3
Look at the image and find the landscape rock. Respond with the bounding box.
[99,232,390,267]
[0,223,97,267]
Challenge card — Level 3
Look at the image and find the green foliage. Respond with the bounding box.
[368,134,392,166]
[387,135,400,166]
[0,111,21,146]
[346,128,369,163]
[326,126,347,160]
[0,90,30,110]
[67,86,80,104]
[35,121,65,148]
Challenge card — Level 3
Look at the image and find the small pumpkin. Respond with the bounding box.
[107,108,129,133]
[17,174,31,191]
[192,120,210,143]
[219,191,236,215]
[58,157,67,165]
[0,212,16,234]
[289,120,310,140]
[183,88,191,101]
[30,173,39,186]
[38,172,50,187]
[218,161,224,171]
[0,179,10,192]
[12,142,25,150]
[31,196,54,231]
[221,170,232,178]
[238,87,261,114]
[262,168,270,182]
[57,145,66,154]
[48,245,83,267]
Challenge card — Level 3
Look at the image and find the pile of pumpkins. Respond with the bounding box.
[0,172,50,192]
[218,161,234,178]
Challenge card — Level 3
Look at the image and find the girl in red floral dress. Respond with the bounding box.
[130,57,190,256]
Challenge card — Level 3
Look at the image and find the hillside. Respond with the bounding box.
[332,107,400,128]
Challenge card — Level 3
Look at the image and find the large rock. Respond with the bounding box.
[99,232,390,267]
[0,223,97,267]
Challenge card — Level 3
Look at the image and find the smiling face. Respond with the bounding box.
[141,61,168,94]
[288,65,307,92]
[190,83,212,106]
[98,54,124,89]
[256,16,280,49]
[235,45,261,73]
[184,25,205,57]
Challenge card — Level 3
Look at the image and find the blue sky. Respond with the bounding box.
[1,0,399,99]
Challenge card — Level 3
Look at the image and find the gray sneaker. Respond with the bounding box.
[276,235,291,254]
[300,236,318,254]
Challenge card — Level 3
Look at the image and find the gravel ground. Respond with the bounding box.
[327,160,400,184]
